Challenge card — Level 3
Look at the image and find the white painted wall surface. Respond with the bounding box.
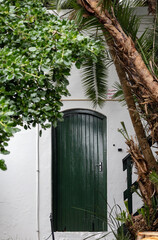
[0,7,151,240]
[0,128,37,240]
[0,63,142,240]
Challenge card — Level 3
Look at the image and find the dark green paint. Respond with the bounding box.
[52,109,107,231]
[123,155,133,214]
[123,154,139,214]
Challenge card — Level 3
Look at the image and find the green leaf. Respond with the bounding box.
[29,47,37,52]
[77,35,85,41]
[7,74,14,80]
[1,149,10,155]
[5,111,14,116]
[75,61,81,69]
[0,0,104,170]
[24,125,28,130]
[0,160,7,171]
[39,129,42,137]
[11,127,21,133]
[44,123,51,128]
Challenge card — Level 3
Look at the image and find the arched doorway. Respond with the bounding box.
[52,109,107,231]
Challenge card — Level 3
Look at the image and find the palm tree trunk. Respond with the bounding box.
[76,1,158,142]
[76,0,158,234]
[78,0,158,108]
[78,0,158,165]
[106,37,158,237]
[106,37,158,203]
[147,0,157,14]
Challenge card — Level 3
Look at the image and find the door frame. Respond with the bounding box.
[52,108,107,231]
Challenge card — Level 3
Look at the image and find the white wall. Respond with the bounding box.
[0,63,142,240]
[0,128,37,240]
[0,7,151,239]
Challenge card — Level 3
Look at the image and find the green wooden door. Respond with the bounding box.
[52,109,107,232]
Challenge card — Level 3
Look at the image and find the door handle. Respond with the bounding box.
[96,162,103,172]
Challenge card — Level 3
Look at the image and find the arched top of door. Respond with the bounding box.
[62,108,106,120]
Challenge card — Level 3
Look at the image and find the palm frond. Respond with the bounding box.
[69,7,86,25]
[114,1,141,41]
[112,82,140,108]
[124,0,146,7]
[42,0,57,8]
[78,16,104,32]
[153,12,158,76]
[112,82,126,104]
[150,171,158,186]
[55,0,142,42]
[55,0,102,31]
[136,30,153,67]
[56,0,77,10]
[118,122,130,141]
[136,15,158,77]
[96,0,115,12]
[81,52,110,107]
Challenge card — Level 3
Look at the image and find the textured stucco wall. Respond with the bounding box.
[0,128,37,240]
[0,7,151,238]
[0,63,142,240]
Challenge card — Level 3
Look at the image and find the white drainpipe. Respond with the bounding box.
[36,124,40,240]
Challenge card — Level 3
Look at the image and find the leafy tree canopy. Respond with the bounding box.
[0,0,103,170]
